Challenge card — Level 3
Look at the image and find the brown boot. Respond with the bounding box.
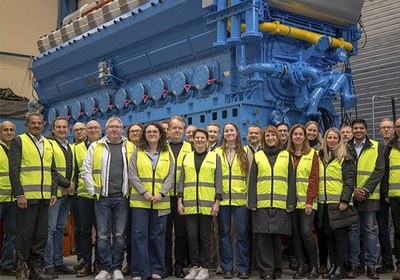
[16,261,29,280]
[393,263,400,280]
[122,262,131,276]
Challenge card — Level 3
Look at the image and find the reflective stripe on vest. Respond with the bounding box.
[20,134,53,200]
[254,150,289,209]
[357,140,380,200]
[215,147,247,206]
[168,141,192,196]
[318,157,350,204]
[389,147,400,197]
[295,149,317,210]
[130,149,171,210]
[74,142,92,199]
[182,152,216,215]
[49,139,75,197]
[0,146,12,202]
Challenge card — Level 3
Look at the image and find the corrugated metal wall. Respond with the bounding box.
[348,0,400,139]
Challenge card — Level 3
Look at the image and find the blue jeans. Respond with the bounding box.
[95,195,129,272]
[0,202,17,270]
[44,195,72,268]
[348,210,379,267]
[131,208,167,279]
[218,206,249,273]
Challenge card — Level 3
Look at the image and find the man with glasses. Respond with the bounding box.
[382,117,400,280]
[82,117,134,280]
[376,118,395,274]
[75,120,102,277]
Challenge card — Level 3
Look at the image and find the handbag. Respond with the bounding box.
[327,204,359,229]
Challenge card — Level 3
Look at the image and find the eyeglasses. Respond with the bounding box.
[87,126,100,130]
[380,126,394,130]
[73,128,85,132]
[146,130,159,135]
[129,129,142,134]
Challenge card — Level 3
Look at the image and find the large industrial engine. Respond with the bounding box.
[31,0,365,134]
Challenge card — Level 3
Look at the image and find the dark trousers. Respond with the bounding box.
[78,197,98,266]
[314,212,328,266]
[71,194,82,260]
[254,233,282,277]
[15,200,48,268]
[185,214,212,268]
[125,210,132,263]
[322,205,349,267]
[390,198,400,264]
[292,209,318,267]
[165,196,189,271]
[377,197,393,264]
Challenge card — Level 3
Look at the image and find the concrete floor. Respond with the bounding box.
[1,255,396,280]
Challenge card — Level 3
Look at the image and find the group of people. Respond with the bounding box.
[0,113,399,280]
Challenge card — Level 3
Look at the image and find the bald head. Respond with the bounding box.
[0,121,16,147]
[86,120,102,143]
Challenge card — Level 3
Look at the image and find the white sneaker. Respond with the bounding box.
[151,274,162,279]
[194,267,209,280]
[113,270,124,280]
[132,277,141,280]
[95,270,111,280]
[184,266,199,280]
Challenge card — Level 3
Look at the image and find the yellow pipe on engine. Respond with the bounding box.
[259,21,353,51]
[230,20,353,51]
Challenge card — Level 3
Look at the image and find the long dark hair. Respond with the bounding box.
[139,122,169,152]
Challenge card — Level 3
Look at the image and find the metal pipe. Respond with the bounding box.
[0,51,32,59]
[227,0,241,43]
[234,20,353,51]
[307,87,326,117]
[235,44,284,76]
[215,0,228,46]
[242,0,262,39]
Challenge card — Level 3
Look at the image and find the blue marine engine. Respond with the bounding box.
[31,0,364,134]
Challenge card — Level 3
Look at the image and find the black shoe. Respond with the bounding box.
[347,266,361,278]
[175,268,185,278]
[307,266,319,279]
[223,271,234,279]
[293,266,307,279]
[55,264,75,275]
[290,259,300,271]
[44,267,58,279]
[0,267,16,276]
[263,275,273,279]
[366,267,380,279]
[30,267,53,280]
[164,267,173,277]
[73,259,84,271]
[330,266,346,279]
[322,266,336,279]
[16,261,29,280]
[238,272,250,279]
[376,261,394,274]
[273,271,282,279]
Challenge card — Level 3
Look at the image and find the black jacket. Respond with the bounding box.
[381,134,400,199]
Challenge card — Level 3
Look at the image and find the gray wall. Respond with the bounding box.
[349,0,400,139]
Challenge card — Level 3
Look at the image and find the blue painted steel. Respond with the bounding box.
[30,0,364,134]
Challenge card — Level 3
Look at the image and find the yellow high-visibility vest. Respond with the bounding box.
[130,149,171,210]
[215,147,247,206]
[0,144,12,202]
[357,140,380,200]
[19,134,53,200]
[295,149,317,210]
[182,151,217,215]
[254,150,290,209]
[388,147,400,198]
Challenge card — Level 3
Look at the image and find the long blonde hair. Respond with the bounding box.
[321,128,347,163]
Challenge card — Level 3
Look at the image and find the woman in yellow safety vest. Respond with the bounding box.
[247,125,296,280]
[177,128,222,280]
[215,122,250,278]
[287,124,319,279]
[318,128,355,279]
[128,122,174,280]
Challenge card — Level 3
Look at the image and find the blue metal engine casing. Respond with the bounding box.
[30,0,364,136]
